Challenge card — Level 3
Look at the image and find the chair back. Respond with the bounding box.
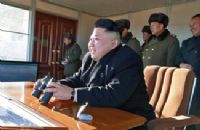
[144,66,195,118]
[0,61,38,82]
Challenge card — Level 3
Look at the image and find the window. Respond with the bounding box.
[0,3,29,61]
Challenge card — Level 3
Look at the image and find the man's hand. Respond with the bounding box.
[180,63,193,70]
[44,82,73,100]
[33,79,42,89]
[61,58,68,65]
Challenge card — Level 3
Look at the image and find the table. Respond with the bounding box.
[0,82,146,130]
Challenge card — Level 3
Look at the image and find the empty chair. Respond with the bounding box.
[143,65,160,97]
[143,65,200,130]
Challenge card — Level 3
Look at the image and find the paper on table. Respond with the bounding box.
[0,94,55,127]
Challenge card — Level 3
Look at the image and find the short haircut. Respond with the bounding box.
[148,13,169,28]
[95,19,119,32]
[95,18,121,40]
[192,13,200,19]
[142,25,152,34]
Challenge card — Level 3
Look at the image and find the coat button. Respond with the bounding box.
[100,73,104,78]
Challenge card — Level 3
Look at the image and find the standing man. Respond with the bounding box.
[142,13,180,68]
[176,14,200,130]
[44,19,155,130]
[62,32,82,77]
[115,19,141,55]
[141,25,152,51]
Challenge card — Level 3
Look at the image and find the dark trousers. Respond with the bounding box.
[130,125,148,130]
[187,78,200,130]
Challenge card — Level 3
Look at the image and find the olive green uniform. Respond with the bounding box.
[63,43,82,77]
[122,32,141,55]
[142,29,179,68]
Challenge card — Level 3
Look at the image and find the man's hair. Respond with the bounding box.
[192,13,200,19]
[95,18,121,40]
[142,25,152,34]
[95,19,119,32]
[148,13,169,28]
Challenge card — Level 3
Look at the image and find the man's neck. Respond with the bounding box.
[155,29,165,37]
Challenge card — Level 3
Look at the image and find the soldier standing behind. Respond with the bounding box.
[62,32,82,77]
[116,19,141,55]
[141,25,152,51]
[142,13,179,68]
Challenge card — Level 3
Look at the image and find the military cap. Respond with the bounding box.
[148,13,169,28]
[63,32,74,40]
[115,19,130,29]
[142,25,152,34]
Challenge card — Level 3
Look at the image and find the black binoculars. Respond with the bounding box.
[32,75,54,104]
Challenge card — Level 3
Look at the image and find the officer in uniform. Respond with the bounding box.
[62,33,82,77]
[142,13,180,68]
[115,19,141,55]
[141,25,152,51]
[176,14,200,130]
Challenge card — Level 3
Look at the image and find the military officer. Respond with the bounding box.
[141,25,152,51]
[142,13,180,68]
[116,19,141,55]
[62,33,82,77]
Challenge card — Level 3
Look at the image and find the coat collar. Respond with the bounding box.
[192,35,200,39]
[121,32,133,43]
[152,29,170,41]
[98,45,121,65]
[82,45,121,86]
[64,42,75,49]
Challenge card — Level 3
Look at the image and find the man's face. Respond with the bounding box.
[190,17,200,37]
[122,28,128,37]
[64,38,72,45]
[150,22,164,36]
[88,28,116,61]
[143,32,151,42]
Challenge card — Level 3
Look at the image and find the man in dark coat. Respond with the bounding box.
[142,13,180,68]
[62,32,82,77]
[44,18,155,130]
[176,14,200,130]
[116,19,141,55]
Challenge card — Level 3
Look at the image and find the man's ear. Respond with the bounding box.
[111,40,119,49]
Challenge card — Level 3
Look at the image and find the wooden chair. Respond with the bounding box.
[144,65,200,130]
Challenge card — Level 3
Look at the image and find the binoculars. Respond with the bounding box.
[32,75,54,104]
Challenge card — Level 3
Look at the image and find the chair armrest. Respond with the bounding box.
[147,115,200,130]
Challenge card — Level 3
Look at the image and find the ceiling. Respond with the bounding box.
[43,0,196,17]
